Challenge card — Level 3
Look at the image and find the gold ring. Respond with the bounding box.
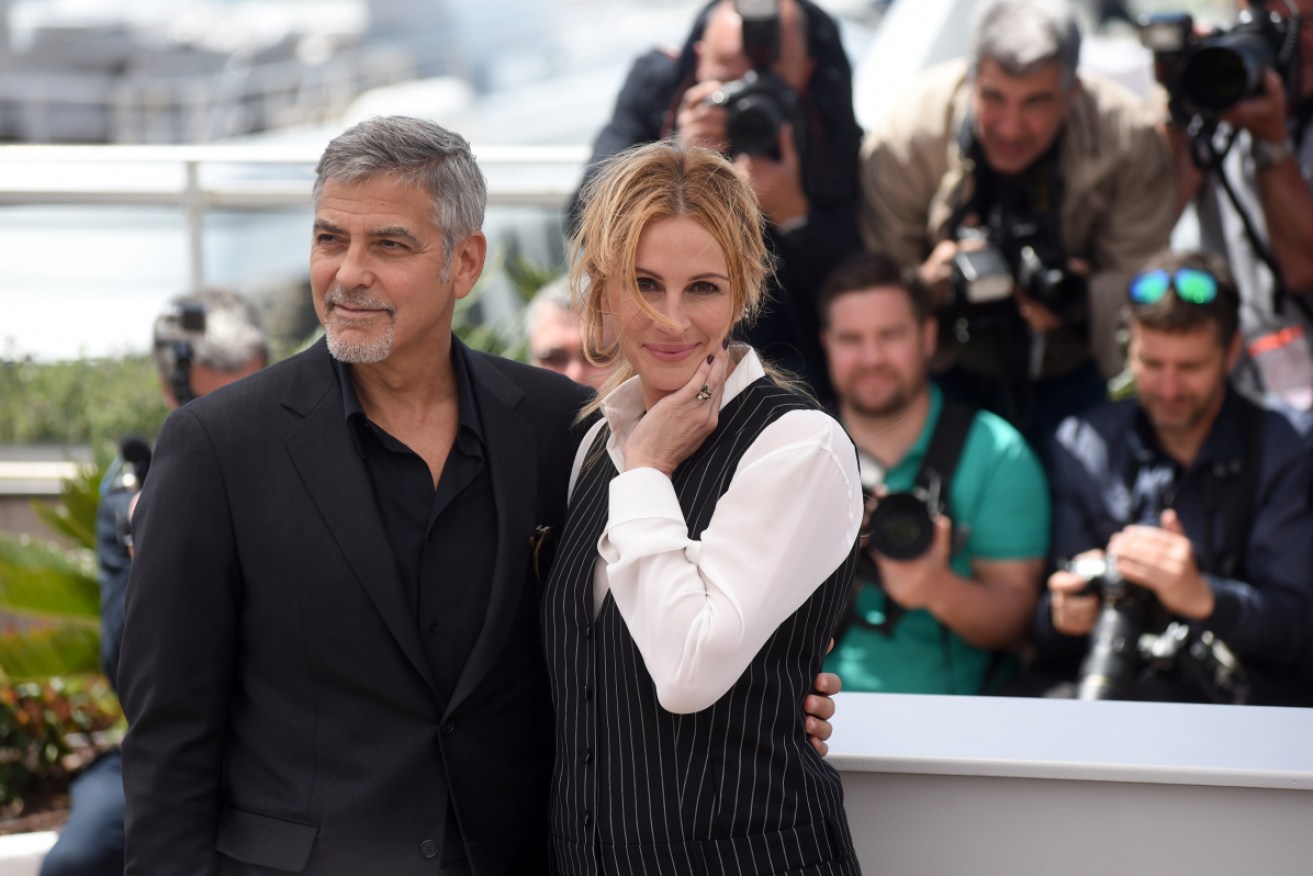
[696,384,713,401]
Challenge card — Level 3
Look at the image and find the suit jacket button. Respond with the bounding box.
[441,721,455,736]
[420,839,439,859]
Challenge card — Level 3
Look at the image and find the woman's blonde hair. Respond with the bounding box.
[568,140,773,414]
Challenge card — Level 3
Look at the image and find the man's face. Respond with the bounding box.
[162,355,265,410]
[821,286,936,418]
[310,174,484,366]
[971,57,1075,176]
[1129,321,1238,439]
[529,304,612,390]
[695,0,814,91]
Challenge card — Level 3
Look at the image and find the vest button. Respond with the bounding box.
[441,721,455,737]
[420,839,439,859]
[584,684,592,701]
[583,747,592,764]
[583,811,593,828]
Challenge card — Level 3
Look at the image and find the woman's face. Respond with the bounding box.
[606,216,735,408]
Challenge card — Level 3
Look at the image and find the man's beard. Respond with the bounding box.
[840,369,918,419]
[323,287,396,364]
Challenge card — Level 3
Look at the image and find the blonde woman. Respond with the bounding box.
[542,141,863,875]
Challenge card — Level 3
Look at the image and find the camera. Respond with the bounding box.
[1139,3,1302,117]
[155,301,207,406]
[867,472,943,561]
[1065,554,1249,703]
[705,0,803,158]
[1066,554,1157,700]
[950,210,1089,331]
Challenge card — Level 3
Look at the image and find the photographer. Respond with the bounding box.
[861,0,1175,438]
[819,251,1050,696]
[1164,0,1313,411]
[570,0,862,403]
[1033,251,1313,706]
[40,288,267,876]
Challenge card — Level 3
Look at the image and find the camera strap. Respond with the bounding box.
[1200,120,1313,323]
[834,400,976,641]
[915,398,977,517]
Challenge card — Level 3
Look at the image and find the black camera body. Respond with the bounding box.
[706,0,804,159]
[1065,554,1250,703]
[1140,4,1302,117]
[1067,555,1158,700]
[950,211,1089,334]
[156,301,208,406]
[867,472,944,562]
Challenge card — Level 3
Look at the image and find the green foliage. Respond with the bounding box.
[0,460,106,684]
[0,677,123,807]
[0,535,100,633]
[31,462,103,551]
[0,354,168,448]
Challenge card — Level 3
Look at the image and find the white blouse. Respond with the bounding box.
[567,349,864,714]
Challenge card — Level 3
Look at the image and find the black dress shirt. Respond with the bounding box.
[335,346,496,871]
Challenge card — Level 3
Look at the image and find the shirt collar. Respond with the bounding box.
[598,346,766,459]
[1130,383,1244,474]
[333,338,485,454]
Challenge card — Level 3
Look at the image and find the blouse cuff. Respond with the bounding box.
[599,467,690,563]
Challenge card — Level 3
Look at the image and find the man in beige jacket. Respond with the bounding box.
[860,0,1175,440]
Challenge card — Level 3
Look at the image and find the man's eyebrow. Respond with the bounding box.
[311,220,421,246]
[374,225,422,245]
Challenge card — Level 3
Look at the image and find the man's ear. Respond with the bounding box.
[923,315,939,360]
[451,231,488,300]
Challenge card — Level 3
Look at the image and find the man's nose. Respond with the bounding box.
[335,242,374,288]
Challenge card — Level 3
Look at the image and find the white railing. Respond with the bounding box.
[0,142,589,291]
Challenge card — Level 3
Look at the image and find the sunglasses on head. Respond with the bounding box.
[1129,268,1218,306]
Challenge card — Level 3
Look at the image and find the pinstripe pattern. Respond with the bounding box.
[544,377,861,876]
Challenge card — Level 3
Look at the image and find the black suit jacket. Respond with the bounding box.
[118,338,591,875]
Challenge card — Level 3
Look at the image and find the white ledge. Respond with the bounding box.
[827,692,1313,791]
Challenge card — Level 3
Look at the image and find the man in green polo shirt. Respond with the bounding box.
[820,251,1050,694]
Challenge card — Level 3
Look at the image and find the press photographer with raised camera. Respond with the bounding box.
[1152,0,1313,413]
[1032,251,1313,706]
[570,0,862,404]
[860,0,1175,439]
[818,251,1050,696]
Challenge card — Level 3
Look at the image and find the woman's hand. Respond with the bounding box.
[623,343,731,477]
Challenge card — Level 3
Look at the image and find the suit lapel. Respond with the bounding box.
[281,342,440,697]
[446,349,538,715]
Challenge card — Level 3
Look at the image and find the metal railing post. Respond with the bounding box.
[183,159,205,291]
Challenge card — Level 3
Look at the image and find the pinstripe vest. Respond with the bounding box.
[543,377,861,876]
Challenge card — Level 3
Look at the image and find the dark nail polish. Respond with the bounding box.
[706,354,714,365]
[722,337,730,349]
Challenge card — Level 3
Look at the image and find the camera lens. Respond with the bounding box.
[1181,33,1272,111]
[867,492,935,560]
[727,93,785,157]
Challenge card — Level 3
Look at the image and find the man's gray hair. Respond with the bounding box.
[313,115,487,267]
[152,287,269,382]
[524,275,576,339]
[970,0,1082,89]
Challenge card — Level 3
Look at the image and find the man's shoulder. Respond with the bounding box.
[468,349,593,419]
[952,405,1045,486]
[871,60,967,144]
[614,47,684,113]
[1072,68,1163,146]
